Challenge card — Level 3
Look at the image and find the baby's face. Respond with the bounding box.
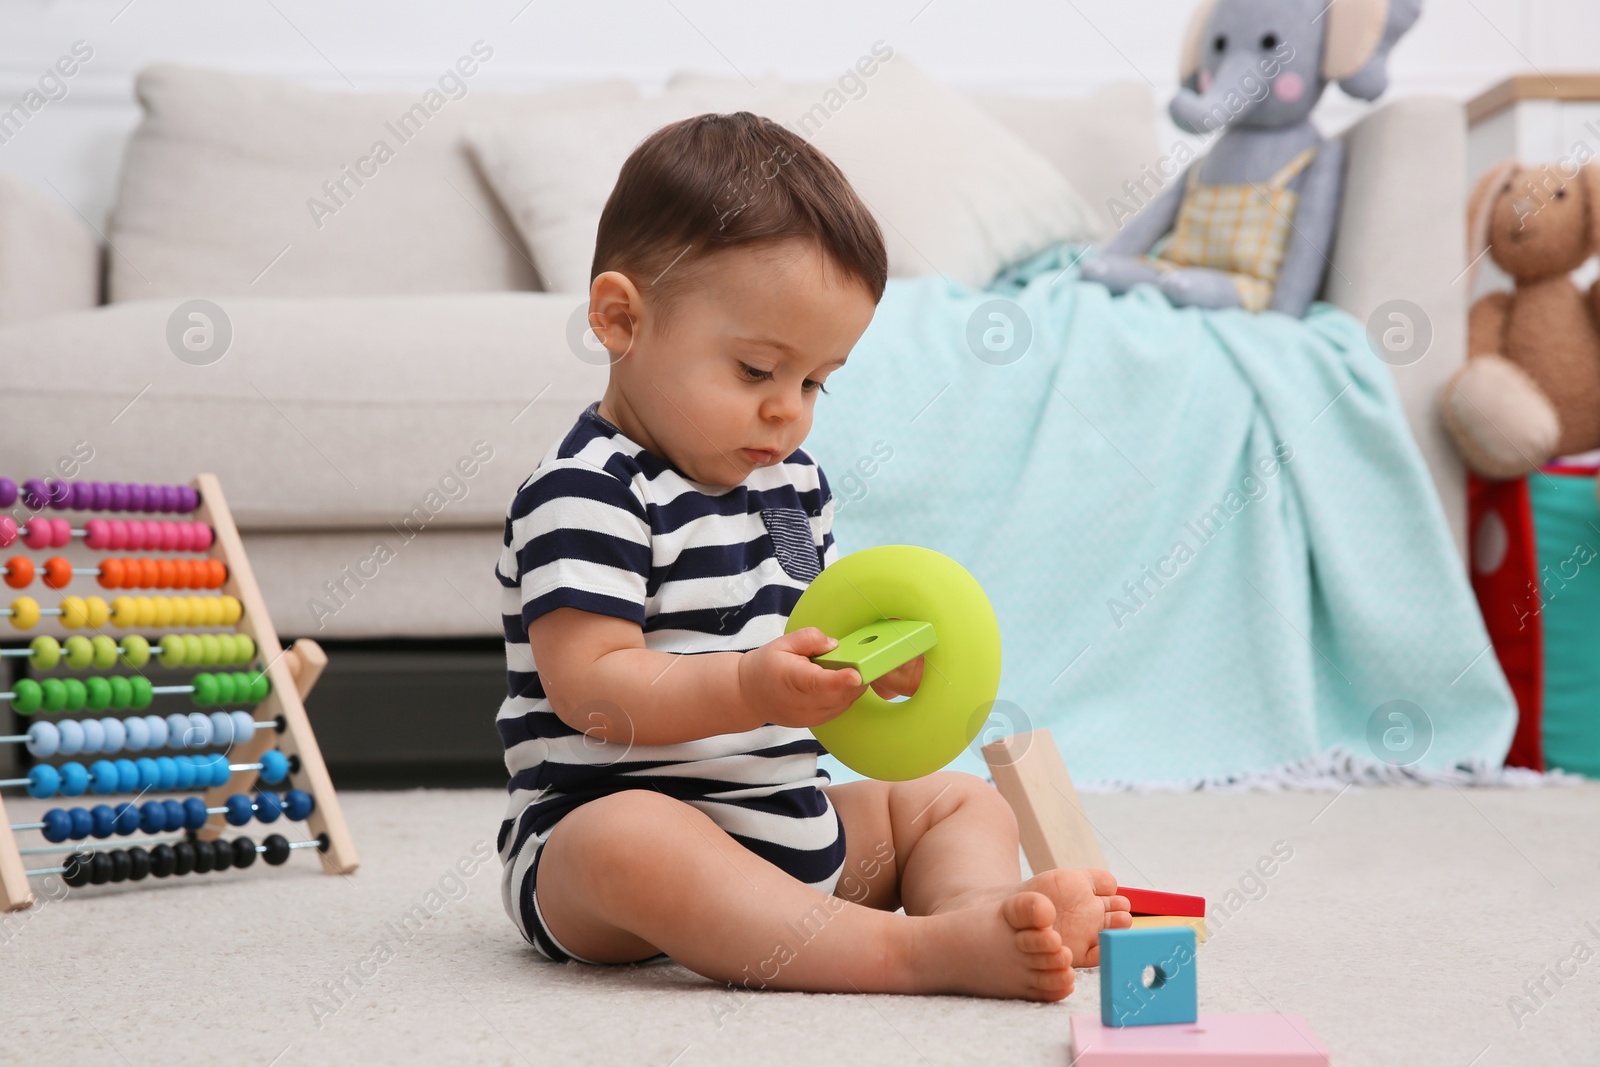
[600,239,877,488]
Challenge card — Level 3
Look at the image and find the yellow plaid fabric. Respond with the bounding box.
[1148,146,1318,312]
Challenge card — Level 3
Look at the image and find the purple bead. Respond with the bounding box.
[90,482,110,510]
[127,483,146,512]
[164,485,182,512]
[46,479,70,508]
[108,482,128,512]
[0,478,14,508]
[146,484,166,513]
[21,478,48,511]
[179,486,199,512]
[69,482,92,510]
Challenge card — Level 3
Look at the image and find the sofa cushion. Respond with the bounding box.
[468,57,1104,292]
[105,62,639,302]
[968,82,1161,235]
[0,173,101,324]
[0,292,605,530]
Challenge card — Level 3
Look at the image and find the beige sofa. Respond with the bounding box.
[0,63,1469,641]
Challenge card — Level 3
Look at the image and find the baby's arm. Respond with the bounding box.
[528,609,866,746]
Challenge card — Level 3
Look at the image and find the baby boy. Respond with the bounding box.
[493,111,1128,1000]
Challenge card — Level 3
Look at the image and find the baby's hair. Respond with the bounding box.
[590,112,887,328]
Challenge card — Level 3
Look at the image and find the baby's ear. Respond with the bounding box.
[588,271,643,360]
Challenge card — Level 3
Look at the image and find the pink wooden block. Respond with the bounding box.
[1070,1013,1330,1065]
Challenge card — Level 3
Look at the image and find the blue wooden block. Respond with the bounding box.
[1099,926,1198,1027]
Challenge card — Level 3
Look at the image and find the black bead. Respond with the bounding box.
[192,839,215,874]
[212,838,233,872]
[62,853,92,888]
[127,847,151,882]
[150,844,176,878]
[108,849,131,883]
[262,834,291,866]
[172,841,196,876]
[89,852,112,885]
[232,837,257,868]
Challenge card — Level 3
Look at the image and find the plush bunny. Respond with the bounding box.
[1439,160,1600,487]
[1080,0,1421,318]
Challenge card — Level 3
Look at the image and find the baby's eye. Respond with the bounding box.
[738,362,774,382]
[803,378,830,395]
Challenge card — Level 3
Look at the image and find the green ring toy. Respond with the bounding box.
[785,544,1002,782]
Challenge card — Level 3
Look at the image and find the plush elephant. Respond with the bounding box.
[1080,0,1422,318]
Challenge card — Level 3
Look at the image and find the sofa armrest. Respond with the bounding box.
[0,173,101,325]
[1322,96,1469,558]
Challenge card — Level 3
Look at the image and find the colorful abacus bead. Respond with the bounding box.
[83,519,212,552]
[19,480,199,514]
[19,709,261,757]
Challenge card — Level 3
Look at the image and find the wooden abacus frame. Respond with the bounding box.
[0,472,358,910]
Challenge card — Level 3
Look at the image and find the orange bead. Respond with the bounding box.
[208,559,228,589]
[98,558,124,589]
[139,558,159,588]
[4,556,33,590]
[42,557,73,590]
[157,558,177,589]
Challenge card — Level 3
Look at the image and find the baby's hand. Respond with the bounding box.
[869,655,924,701]
[739,627,868,730]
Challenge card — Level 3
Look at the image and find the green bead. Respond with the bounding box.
[90,635,119,670]
[249,672,270,703]
[192,673,218,706]
[129,675,153,709]
[29,636,61,671]
[199,634,222,666]
[183,635,204,665]
[62,635,94,670]
[159,634,186,668]
[40,678,67,713]
[121,634,151,669]
[11,678,42,715]
[215,673,237,705]
[109,675,133,710]
[234,634,256,666]
[62,678,87,712]
[84,675,112,711]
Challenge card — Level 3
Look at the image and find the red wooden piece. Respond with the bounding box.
[1117,886,1205,918]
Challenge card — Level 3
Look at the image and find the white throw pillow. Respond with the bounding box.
[468,56,1103,292]
[465,83,757,295]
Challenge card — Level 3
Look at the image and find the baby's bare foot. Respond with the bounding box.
[905,890,1075,1001]
[929,868,1131,966]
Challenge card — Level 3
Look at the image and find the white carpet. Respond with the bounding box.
[3,783,1597,1066]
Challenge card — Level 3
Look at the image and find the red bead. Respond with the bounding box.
[158,522,179,552]
[0,518,16,549]
[4,556,33,589]
[84,519,109,550]
[193,524,214,551]
[99,558,125,589]
[139,558,158,587]
[42,557,72,590]
[23,521,52,550]
[158,558,177,589]
[51,518,72,547]
[207,559,227,589]
[108,520,128,550]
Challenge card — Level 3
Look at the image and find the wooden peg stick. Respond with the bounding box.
[983,729,1108,873]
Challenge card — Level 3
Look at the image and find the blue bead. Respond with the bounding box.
[173,756,196,790]
[135,757,161,792]
[68,807,92,839]
[41,809,72,843]
[1098,927,1198,1028]
[182,796,209,831]
[282,789,314,821]
[213,756,232,787]
[162,799,185,831]
[115,759,138,793]
[60,762,90,797]
[225,794,254,827]
[254,790,283,824]
[140,800,167,834]
[155,757,178,791]
[90,804,117,838]
[25,764,61,799]
[114,802,140,835]
[259,750,289,785]
[89,760,119,795]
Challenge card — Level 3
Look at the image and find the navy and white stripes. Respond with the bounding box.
[494,401,847,950]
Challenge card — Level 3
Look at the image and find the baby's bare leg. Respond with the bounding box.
[830,772,1131,966]
[533,788,1074,999]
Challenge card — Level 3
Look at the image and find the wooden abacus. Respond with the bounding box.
[0,473,357,909]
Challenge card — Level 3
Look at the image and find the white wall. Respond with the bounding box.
[0,0,1593,227]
